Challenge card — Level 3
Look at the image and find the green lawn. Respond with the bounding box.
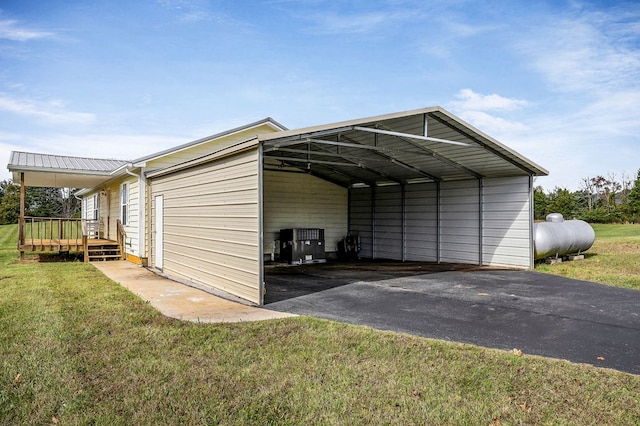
[536,223,640,290]
[1,223,639,425]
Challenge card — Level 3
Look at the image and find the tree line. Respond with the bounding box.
[0,180,82,225]
[535,169,640,223]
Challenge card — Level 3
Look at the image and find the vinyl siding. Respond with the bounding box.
[150,149,262,304]
[145,124,278,172]
[263,171,348,257]
[482,176,532,268]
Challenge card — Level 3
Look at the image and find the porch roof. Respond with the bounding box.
[7,151,129,188]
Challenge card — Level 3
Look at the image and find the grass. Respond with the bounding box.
[1,223,639,425]
[536,223,640,290]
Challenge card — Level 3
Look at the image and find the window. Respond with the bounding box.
[121,183,129,226]
[92,194,99,220]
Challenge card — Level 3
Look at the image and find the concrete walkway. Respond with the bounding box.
[92,261,296,323]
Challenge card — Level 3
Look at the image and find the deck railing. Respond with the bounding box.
[116,219,126,260]
[19,217,99,254]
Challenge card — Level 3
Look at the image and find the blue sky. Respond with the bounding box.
[1,0,638,190]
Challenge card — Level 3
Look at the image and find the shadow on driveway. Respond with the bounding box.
[266,263,640,375]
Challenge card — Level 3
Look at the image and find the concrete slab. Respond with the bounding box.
[92,261,296,323]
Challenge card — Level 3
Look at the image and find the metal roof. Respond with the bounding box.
[6,107,548,189]
[9,151,127,173]
[7,151,128,187]
[260,106,548,187]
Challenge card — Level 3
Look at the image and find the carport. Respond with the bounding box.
[146,107,547,305]
[260,107,547,266]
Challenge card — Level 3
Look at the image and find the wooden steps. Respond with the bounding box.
[87,242,122,262]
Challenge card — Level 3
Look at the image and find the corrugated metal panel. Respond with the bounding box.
[263,171,348,256]
[482,176,532,268]
[150,149,262,304]
[8,151,126,172]
[405,183,438,261]
[440,180,480,264]
[373,185,403,259]
[349,187,373,258]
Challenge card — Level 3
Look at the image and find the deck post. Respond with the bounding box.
[83,235,89,263]
[19,172,25,261]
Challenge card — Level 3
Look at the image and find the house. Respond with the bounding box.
[8,106,548,305]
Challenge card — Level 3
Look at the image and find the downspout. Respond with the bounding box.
[73,192,84,219]
[125,165,144,262]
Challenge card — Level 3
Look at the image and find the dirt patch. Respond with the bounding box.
[265,259,498,275]
[21,252,84,263]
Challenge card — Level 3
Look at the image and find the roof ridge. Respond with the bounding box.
[10,150,129,163]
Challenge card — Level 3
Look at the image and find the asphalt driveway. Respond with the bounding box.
[265,265,640,375]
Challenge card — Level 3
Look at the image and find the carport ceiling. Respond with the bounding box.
[260,107,548,187]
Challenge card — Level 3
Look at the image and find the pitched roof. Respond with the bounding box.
[7,152,129,187]
[8,151,128,174]
[258,106,548,187]
[131,117,287,166]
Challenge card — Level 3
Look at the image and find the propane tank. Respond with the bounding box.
[534,213,595,260]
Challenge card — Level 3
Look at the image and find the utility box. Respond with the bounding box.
[280,228,326,265]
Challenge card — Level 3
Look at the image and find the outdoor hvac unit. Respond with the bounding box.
[280,228,326,265]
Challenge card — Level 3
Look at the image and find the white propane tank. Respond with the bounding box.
[534,213,595,260]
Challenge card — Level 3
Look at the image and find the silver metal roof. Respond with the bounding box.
[260,106,548,187]
[9,151,127,173]
[7,151,128,187]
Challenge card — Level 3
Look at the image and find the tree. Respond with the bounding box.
[628,169,640,222]
[0,180,21,225]
[533,186,548,220]
[0,180,82,224]
[546,187,579,218]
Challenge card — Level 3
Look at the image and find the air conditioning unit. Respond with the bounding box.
[280,228,326,265]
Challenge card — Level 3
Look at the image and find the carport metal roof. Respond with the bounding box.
[259,106,548,187]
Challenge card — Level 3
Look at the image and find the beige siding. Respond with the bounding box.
[150,149,262,304]
[82,178,141,258]
[146,123,279,172]
[263,171,348,257]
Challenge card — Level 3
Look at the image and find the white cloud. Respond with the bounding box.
[457,110,529,134]
[0,96,95,125]
[517,5,640,95]
[452,88,529,112]
[448,89,529,136]
[0,19,53,41]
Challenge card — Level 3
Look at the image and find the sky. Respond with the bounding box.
[0,0,638,191]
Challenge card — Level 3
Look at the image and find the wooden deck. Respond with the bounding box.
[19,238,116,253]
[18,217,126,262]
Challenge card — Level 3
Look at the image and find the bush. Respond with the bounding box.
[577,207,625,224]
